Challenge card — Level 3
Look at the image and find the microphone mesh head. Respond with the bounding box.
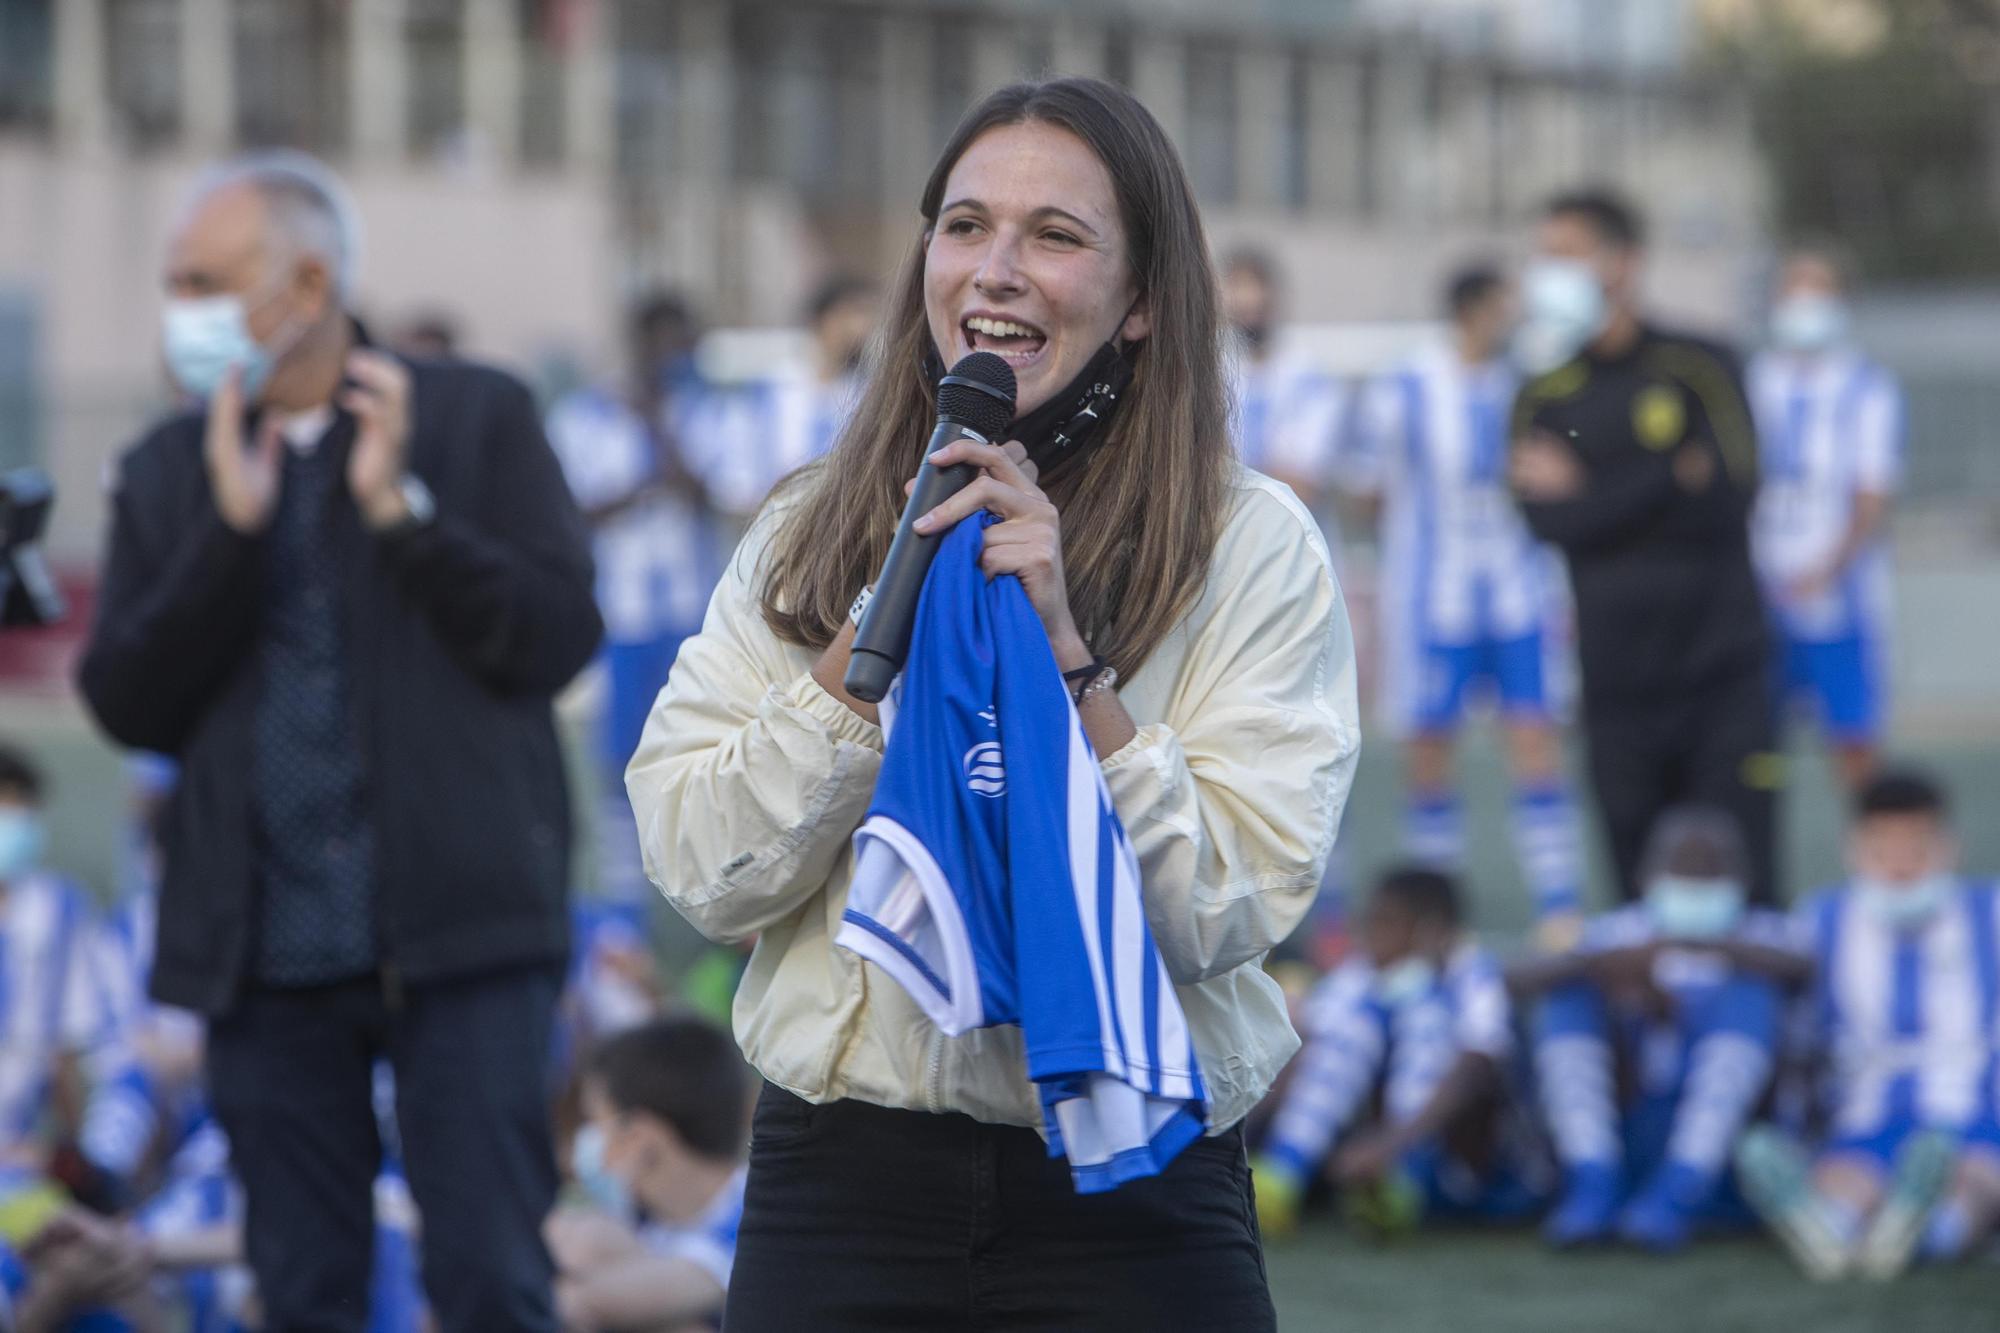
[937,351,1017,439]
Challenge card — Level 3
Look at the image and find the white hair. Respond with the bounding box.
[185,150,364,298]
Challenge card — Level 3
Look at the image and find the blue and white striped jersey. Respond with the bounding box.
[0,871,114,1148]
[1794,879,1999,1139]
[1575,903,1806,1099]
[684,364,859,519]
[545,386,717,643]
[1347,343,1547,649]
[134,1118,252,1333]
[638,1165,746,1296]
[836,514,1206,1193]
[82,888,206,1179]
[1265,942,1512,1177]
[1228,346,1347,484]
[1749,349,1904,642]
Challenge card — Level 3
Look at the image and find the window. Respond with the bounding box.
[235,0,347,151]
[930,16,974,152]
[0,290,40,472]
[521,0,568,167]
[106,0,180,150]
[0,0,53,133]
[612,0,673,179]
[1279,52,1308,211]
[407,0,465,158]
[733,5,879,203]
[1102,30,1133,90]
[1186,41,1238,205]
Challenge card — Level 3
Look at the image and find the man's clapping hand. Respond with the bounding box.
[204,367,284,535]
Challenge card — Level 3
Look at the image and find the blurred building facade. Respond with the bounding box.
[0,0,1762,561]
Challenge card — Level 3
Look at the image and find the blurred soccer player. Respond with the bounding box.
[1347,263,1584,934]
[1252,866,1536,1239]
[1515,808,1809,1251]
[1222,248,1347,513]
[0,747,112,1164]
[1510,188,1778,903]
[1223,248,1353,960]
[1738,771,2000,1280]
[546,291,717,903]
[549,1016,749,1333]
[1750,245,1903,791]
[695,274,880,519]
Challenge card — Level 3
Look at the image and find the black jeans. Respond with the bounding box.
[207,965,562,1333]
[725,1084,1277,1332]
[1584,663,1780,904]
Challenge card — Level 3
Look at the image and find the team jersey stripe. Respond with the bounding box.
[838,513,1204,1191]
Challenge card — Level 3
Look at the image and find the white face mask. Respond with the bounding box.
[569,1122,633,1219]
[1372,956,1438,1010]
[1514,258,1607,373]
[1771,293,1849,353]
[1856,873,1954,930]
[0,807,43,882]
[1646,875,1746,940]
[161,279,306,401]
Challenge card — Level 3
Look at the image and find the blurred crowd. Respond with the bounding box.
[0,730,766,1332]
[0,146,1993,1333]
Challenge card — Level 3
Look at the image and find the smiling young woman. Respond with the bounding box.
[626,77,1361,1330]
[762,79,1234,694]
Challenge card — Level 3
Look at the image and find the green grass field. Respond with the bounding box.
[1265,1221,1993,1333]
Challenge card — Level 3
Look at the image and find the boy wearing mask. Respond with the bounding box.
[1749,245,1904,791]
[1514,807,1810,1251]
[1738,770,2000,1279]
[552,1016,749,1332]
[0,746,111,1164]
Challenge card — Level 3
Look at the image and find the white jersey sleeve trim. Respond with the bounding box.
[837,814,984,1035]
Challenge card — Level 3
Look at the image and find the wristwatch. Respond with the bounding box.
[378,474,436,536]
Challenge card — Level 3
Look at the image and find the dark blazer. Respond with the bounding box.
[78,351,604,1014]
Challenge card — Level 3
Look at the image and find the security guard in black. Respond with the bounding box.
[1512,324,1777,902]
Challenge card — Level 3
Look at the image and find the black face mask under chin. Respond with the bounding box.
[923,339,1135,482]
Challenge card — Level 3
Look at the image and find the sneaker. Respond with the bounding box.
[1250,1154,1306,1242]
[1735,1126,1850,1281]
[1857,1130,1956,1280]
[1343,1166,1425,1243]
[1544,1162,1623,1249]
[1617,1162,1711,1253]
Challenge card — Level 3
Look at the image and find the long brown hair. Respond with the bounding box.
[757,77,1230,680]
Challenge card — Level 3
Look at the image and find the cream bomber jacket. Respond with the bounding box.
[627,466,1361,1133]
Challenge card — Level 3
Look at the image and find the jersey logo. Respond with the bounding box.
[965,707,1005,797]
[1634,384,1686,450]
[964,741,1006,797]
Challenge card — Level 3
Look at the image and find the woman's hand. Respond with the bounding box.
[910,440,1091,667]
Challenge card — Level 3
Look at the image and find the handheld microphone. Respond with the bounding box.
[845,352,1016,703]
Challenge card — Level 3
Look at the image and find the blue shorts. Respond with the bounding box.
[1415,631,1548,733]
[1823,1118,2000,1171]
[1780,631,1882,742]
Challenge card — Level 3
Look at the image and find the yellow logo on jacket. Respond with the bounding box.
[1634,384,1685,450]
